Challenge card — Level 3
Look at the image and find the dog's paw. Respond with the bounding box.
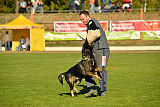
[99,69,103,73]
[98,77,102,80]
[75,90,79,93]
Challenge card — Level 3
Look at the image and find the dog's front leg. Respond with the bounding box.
[95,67,103,73]
[94,74,102,80]
[86,72,102,80]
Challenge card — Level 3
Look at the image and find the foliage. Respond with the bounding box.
[43,0,68,10]
[0,0,16,13]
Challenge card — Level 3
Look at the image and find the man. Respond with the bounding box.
[90,0,95,13]
[79,11,110,97]
[81,0,84,10]
[69,0,73,13]
[38,0,44,13]
[23,37,30,51]
[19,0,27,13]
[3,31,11,51]
[27,0,32,13]
[18,36,26,51]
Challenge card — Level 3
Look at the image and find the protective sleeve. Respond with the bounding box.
[87,20,99,31]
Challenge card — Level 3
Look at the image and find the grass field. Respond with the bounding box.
[0,52,159,107]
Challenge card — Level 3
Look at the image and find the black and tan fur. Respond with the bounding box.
[58,41,102,97]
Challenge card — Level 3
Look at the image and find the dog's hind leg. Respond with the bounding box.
[66,76,75,97]
[74,87,79,93]
[73,79,82,93]
[69,83,75,97]
[70,89,74,98]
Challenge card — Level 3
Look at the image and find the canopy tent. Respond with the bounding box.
[0,15,45,51]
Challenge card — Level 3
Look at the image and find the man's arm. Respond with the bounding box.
[87,20,101,44]
[87,20,99,31]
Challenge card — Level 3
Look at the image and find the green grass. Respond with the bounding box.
[0,53,159,107]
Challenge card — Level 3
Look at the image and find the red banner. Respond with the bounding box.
[54,21,108,33]
[110,20,160,32]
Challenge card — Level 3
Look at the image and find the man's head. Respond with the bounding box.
[79,11,91,25]
[26,37,29,40]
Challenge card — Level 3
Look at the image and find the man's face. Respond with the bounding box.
[80,14,90,25]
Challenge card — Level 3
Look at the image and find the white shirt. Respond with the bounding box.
[122,3,130,8]
[20,1,26,8]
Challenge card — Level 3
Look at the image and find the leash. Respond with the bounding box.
[78,34,86,40]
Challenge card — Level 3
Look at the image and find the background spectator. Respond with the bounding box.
[23,37,30,51]
[130,0,132,8]
[3,31,11,51]
[38,0,44,13]
[81,0,84,10]
[94,0,99,13]
[111,0,120,12]
[27,0,32,13]
[122,2,131,12]
[69,0,74,13]
[32,0,38,14]
[19,0,27,13]
[17,36,26,51]
[90,0,95,13]
[75,0,80,13]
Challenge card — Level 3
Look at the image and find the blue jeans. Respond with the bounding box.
[81,3,84,10]
[69,4,73,12]
[18,44,23,51]
[90,4,95,13]
[39,6,43,13]
[85,48,110,92]
[25,45,30,51]
[75,4,80,13]
[5,41,10,50]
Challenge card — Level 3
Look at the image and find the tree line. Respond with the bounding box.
[0,0,159,13]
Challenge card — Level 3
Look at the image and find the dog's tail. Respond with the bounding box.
[58,73,65,85]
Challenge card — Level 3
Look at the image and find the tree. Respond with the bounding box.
[43,0,68,11]
[15,0,19,13]
[0,0,16,13]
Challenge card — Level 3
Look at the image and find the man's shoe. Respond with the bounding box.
[84,89,98,97]
[101,91,106,97]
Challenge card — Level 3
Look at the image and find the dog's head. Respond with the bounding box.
[82,40,94,60]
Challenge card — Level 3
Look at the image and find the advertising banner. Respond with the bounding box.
[106,31,140,40]
[54,21,108,33]
[45,32,86,40]
[110,20,160,32]
[142,31,160,40]
[45,31,140,40]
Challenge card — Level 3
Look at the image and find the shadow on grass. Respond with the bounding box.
[59,85,100,97]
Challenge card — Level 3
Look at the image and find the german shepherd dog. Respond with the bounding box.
[58,40,102,97]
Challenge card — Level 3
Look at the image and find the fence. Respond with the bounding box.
[0,9,160,47]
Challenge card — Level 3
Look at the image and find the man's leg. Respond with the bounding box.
[5,42,7,50]
[84,76,98,96]
[8,41,10,50]
[94,49,110,97]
